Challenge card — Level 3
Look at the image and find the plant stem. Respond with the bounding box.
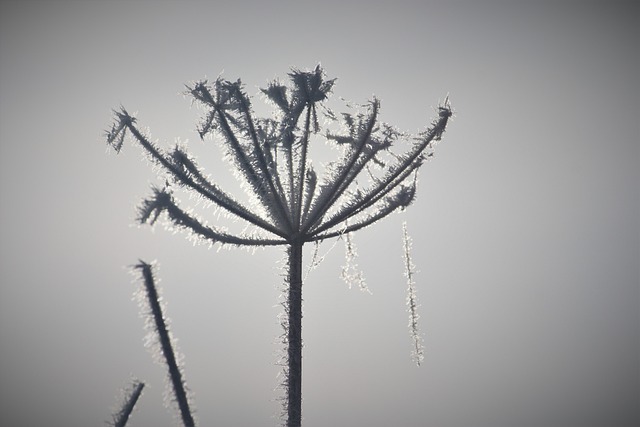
[137,262,195,427]
[286,242,303,427]
[112,380,145,427]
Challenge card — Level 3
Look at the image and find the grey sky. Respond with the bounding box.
[0,1,638,426]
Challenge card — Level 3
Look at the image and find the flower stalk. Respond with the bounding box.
[105,65,451,426]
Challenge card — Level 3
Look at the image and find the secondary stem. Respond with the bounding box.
[137,262,195,427]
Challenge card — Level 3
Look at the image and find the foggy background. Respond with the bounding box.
[0,1,638,426]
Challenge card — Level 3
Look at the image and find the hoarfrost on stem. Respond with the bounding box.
[104,65,452,426]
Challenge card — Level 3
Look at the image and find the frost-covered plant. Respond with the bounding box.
[105,65,451,427]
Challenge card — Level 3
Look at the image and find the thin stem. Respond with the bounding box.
[234,85,294,232]
[215,105,292,232]
[136,261,195,427]
[286,143,295,220]
[286,242,303,427]
[112,380,145,427]
[308,193,406,242]
[302,100,379,233]
[312,158,421,236]
[294,107,312,230]
[146,189,288,246]
[311,106,450,236]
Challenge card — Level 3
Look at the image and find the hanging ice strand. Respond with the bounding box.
[402,221,424,366]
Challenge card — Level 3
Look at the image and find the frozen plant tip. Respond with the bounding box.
[110,380,145,427]
[135,261,196,427]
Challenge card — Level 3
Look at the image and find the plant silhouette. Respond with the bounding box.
[105,65,452,426]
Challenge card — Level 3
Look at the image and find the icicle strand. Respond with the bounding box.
[402,222,424,366]
[341,231,371,294]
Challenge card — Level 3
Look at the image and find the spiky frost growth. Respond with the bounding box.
[109,379,145,427]
[105,66,451,250]
[284,243,304,426]
[402,222,424,366]
[105,65,451,426]
[134,261,196,427]
[341,231,371,293]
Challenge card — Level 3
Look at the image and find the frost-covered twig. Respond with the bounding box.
[402,222,424,366]
[110,379,145,427]
[135,261,196,427]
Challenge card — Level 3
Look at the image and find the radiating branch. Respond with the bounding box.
[105,109,286,238]
[312,159,422,235]
[302,99,380,232]
[138,186,287,247]
[226,81,293,232]
[309,183,415,241]
[189,81,289,227]
[293,107,313,230]
[310,101,451,235]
